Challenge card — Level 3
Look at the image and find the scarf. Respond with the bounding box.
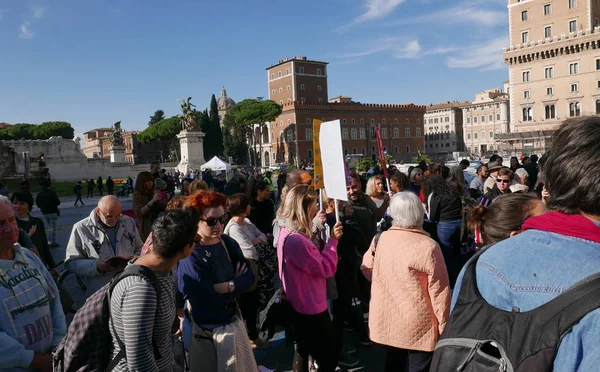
[522,212,600,244]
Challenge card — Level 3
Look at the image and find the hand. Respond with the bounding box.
[541,188,550,204]
[213,282,230,294]
[251,238,263,245]
[150,193,162,204]
[30,352,53,372]
[235,262,247,277]
[384,193,390,202]
[28,225,37,237]
[388,190,394,198]
[316,209,327,224]
[97,260,111,273]
[332,222,343,240]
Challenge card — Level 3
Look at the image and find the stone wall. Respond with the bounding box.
[0,137,180,182]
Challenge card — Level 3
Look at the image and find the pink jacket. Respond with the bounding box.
[361,227,451,351]
[277,226,338,315]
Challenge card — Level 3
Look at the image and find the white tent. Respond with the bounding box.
[201,156,232,172]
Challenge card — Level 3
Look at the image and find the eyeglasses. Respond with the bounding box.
[98,208,121,220]
[496,179,511,184]
[200,215,227,227]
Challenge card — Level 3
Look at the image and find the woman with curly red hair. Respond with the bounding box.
[177,190,257,371]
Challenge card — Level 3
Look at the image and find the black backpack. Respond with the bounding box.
[53,265,161,372]
[430,247,600,372]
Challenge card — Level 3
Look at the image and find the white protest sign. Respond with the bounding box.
[319,119,348,201]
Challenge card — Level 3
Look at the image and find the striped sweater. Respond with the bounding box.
[109,270,175,372]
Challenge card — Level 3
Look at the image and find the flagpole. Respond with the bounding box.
[334,198,340,223]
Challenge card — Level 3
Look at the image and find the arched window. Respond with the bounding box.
[307,149,312,159]
[545,105,556,119]
[344,148,348,155]
[522,107,532,121]
[569,102,581,117]
[406,145,411,153]
[353,148,357,154]
[596,100,600,114]
[286,68,290,75]
[394,146,399,154]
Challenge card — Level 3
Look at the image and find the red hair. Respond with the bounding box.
[185,190,226,216]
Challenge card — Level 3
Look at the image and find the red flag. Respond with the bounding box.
[375,126,388,179]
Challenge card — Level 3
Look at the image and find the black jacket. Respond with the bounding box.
[35,189,61,214]
[428,193,463,223]
[480,184,511,204]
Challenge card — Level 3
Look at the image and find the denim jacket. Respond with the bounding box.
[451,222,600,372]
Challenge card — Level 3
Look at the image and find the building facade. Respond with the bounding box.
[217,87,236,126]
[502,0,600,154]
[83,128,170,164]
[261,57,425,167]
[461,89,511,157]
[82,128,112,159]
[424,103,469,159]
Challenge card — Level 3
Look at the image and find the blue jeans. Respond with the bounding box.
[436,220,462,288]
[43,213,58,244]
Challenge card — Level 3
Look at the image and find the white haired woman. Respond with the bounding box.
[361,192,451,372]
[510,168,530,193]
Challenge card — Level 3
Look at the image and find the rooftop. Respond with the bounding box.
[266,56,329,70]
[281,100,426,111]
[426,101,472,111]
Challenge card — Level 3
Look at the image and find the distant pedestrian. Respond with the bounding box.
[74,181,84,206]
[35,181,61,247]
[87,179,95,198]
[97,176,103,196]
[106,176,115,195]
[0,181,8,197]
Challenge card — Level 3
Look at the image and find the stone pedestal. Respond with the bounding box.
[177,130,206,172]
[110,146,126,163]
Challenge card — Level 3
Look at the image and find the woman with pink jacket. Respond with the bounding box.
[361,191,451,372]
[277,185,343,372]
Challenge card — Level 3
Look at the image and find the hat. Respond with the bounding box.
[154,178,167,191]
[487,160,505,172]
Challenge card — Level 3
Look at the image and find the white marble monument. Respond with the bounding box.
[110,146,126,163]
[177,130,206,172]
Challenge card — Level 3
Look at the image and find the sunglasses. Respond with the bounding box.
[200,215,227,227]
[496,179,511,184]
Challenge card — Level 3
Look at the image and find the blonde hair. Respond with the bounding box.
[366,176,382,197]
[280,185,317,237]
[276,184,290,218]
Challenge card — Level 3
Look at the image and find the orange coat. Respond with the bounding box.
[361,227,451,351]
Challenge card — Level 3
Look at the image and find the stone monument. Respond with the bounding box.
[176,97,205,172]
[109,121,126,163]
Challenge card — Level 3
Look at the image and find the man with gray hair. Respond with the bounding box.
[0,195,66,372]
[64,195,143,308]
[510,168,530,193]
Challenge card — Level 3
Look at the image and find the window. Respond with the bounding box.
[481,131,485,139]
[547,87,553,95]
[305,128,312,140]
[474,116,478,123]
[360,128,366,139]
[544,4,551,15]
[360,119,364,124]
[416,119,420,124]
[342,128,348,139]
[596,100,600,114]
[522,107,533,121]
[481,116,486,123]
[382,119,386,124]
[318,98,323,104]
[522,31,529,43]
[351,118,356,124]
[569,62,579,75]
[280,120,283,126]
[571,83,578,92]
[317,85,322,92]
[299,67,304,74]
[569,0,576,9]
[521,10,528,21]
[545,105,556,119]
[467,133,471,140]
[569,102,581,116]
[352,148,356,154]
[344,148,348,156]
[405,118,410,123]
[496,113,500,120]
[286,68,290,75]
[287,98,291,103]
[306,118,311,124]
[445,117,450,122]
[288,119,292,125]
[370,126,376,139]
[393,128,399,138]
[287,85,291,91]
[544,67,553,78]
[596,59,600,70]
[394,119,398,124]
[300,84,305,90]
[394,146,398,154]
[278,71,282,77]
[280,100,283,105]
[279,87,283,93]
[569,20,577,33]
[271,89,275,96]
[351,128,357,139]
[488,115,493,122]
[361,147,365,155]
[467,118,471,124]
[300,97,306,103]
[406,145,410,153]
[490,131,494,139]
[416,128,421,136]
[307,149,312,159]
[522,71,531,82]
[317,68,322,76]
[342,119,347,124]
[524,90,530,98]
[544,26,552,38]
[270,74,274,80]
[405,128,411,137]
[371,119,375,124]
[381,128,387,138]
[474,133,478,139]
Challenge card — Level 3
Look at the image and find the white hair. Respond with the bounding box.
[0,195,9,206]
[514,168,529,184]
[389,191,424,229]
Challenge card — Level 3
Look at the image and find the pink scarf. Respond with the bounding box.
[522,212,600,244]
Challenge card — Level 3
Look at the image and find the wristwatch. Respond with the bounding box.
[227,281,235,293]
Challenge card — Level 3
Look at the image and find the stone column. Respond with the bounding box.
[110,146,126,163]
[177,130,206,172]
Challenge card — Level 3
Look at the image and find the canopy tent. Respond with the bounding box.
[201,156,232,171]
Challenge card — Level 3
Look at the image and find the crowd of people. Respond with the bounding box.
[1,117,599,372]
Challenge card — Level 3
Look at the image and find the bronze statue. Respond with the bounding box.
[178,97,198,131]
[109,121,124,147]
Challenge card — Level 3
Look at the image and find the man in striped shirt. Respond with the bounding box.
[109,208,199,371]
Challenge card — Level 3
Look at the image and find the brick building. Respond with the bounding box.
[83,128,170,164]
[260,57,425,167]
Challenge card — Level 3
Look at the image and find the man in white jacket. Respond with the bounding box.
[64,196,143,308]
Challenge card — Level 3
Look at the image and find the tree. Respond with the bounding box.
[204,94,224,159]
[222,113,247,164]
[411,150,432,165]
[356,157,374,172]
[136,116,181,143]
[0,121,74,140]
[227,98,282,166]
[148,110,165,126]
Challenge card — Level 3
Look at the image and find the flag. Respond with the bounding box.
[312,119,324,190]
[375,126,388,179]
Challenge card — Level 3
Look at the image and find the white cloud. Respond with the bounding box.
[339,37,457,60]
[389,6,505,27]
[446,36,508,71]
[19,22,35,39]
[31,6,46,19]
[355,0,407,23]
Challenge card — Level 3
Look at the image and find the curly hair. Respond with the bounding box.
[185,190,227,217]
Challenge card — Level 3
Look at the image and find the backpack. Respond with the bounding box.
[53,265,162,372]
[430,247,600,372]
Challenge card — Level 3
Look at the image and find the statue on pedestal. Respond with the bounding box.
[178,97,199,131]
[109,121,124,147]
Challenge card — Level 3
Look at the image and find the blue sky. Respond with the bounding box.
[0,0,509,137]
